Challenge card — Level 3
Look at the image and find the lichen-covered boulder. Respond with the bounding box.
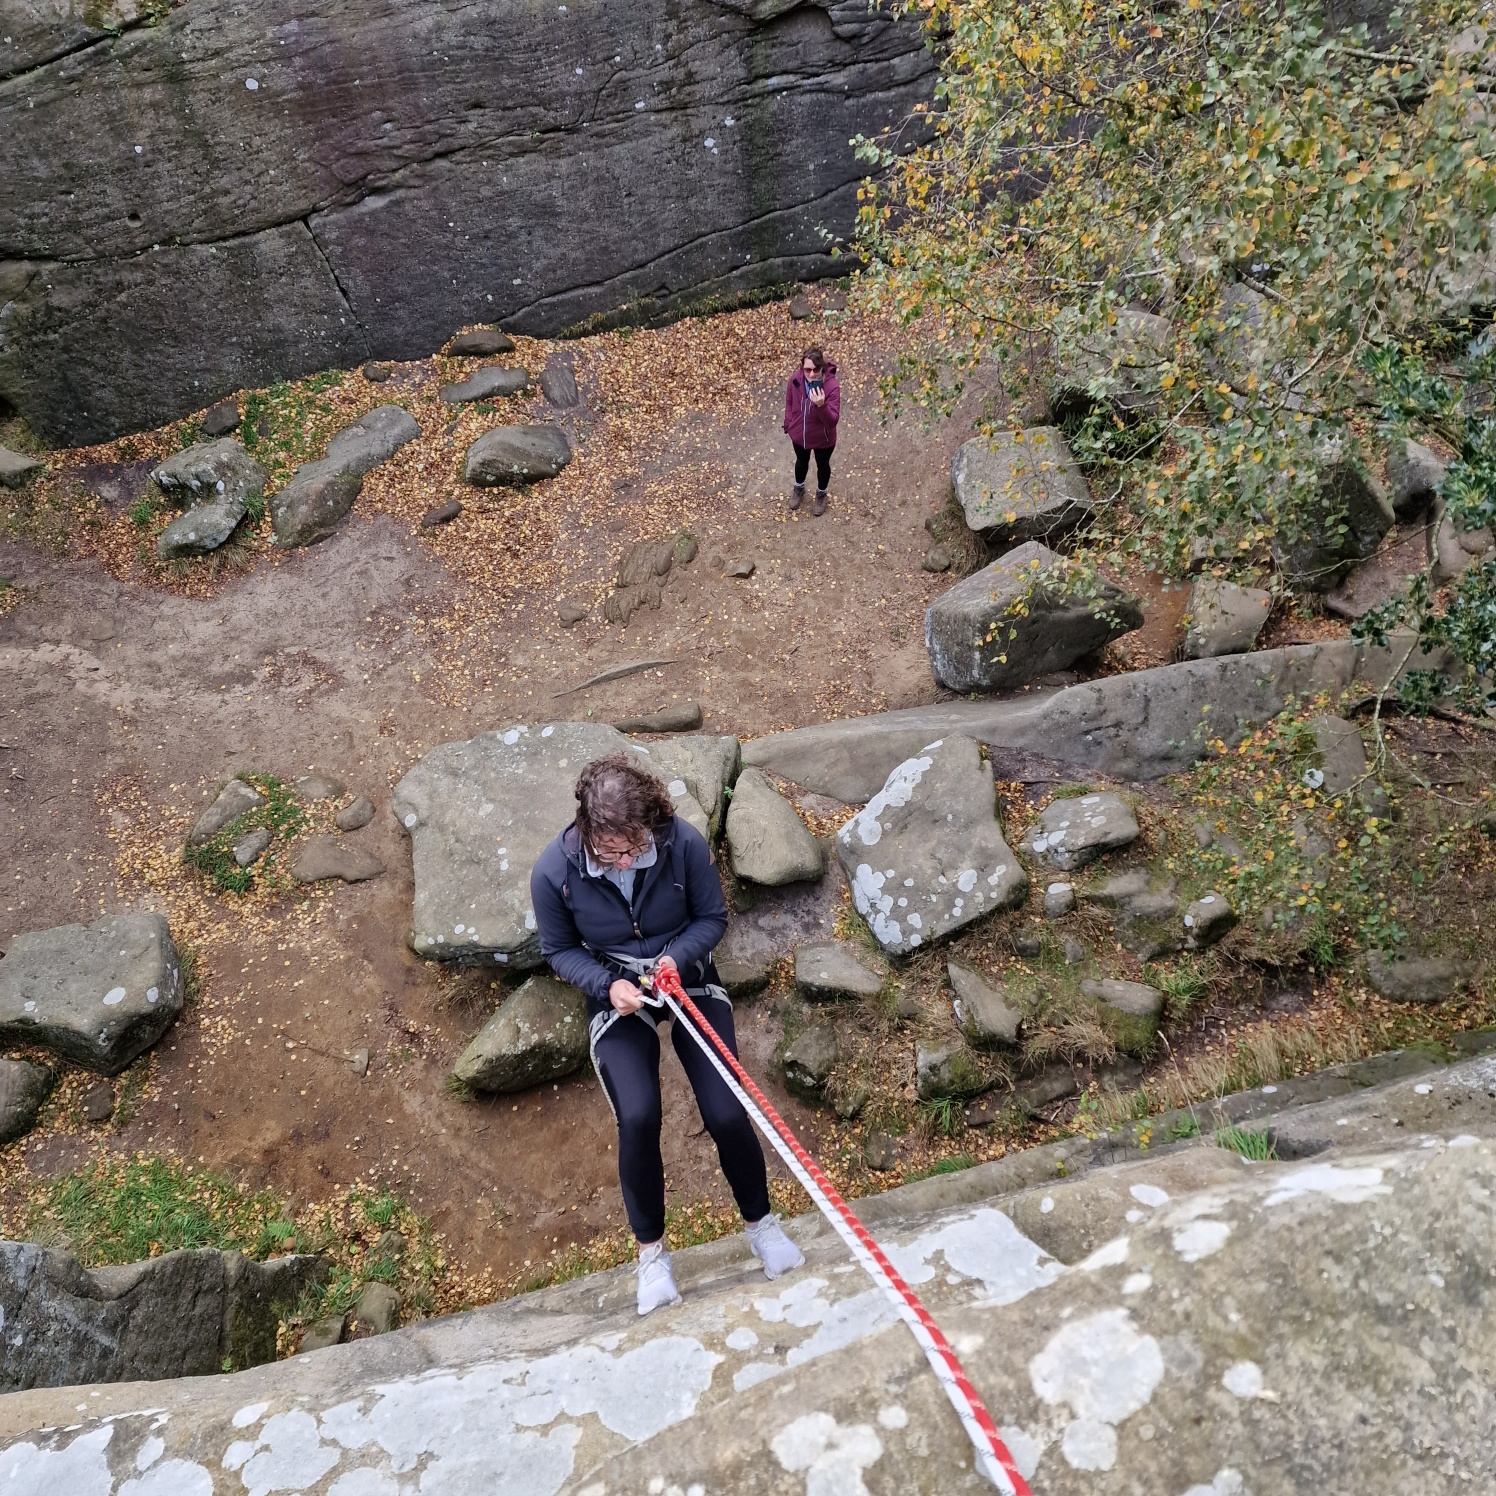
[1025,792,1139,872]
[0,913,182,1074]
[1183,577,1272,659]
[156,493,248,559]
[450,975,589,1093]
[924,541,1143,693]
[951,428,1093,545]
[836,735,1028,955]
[151,438,267,511]
[948,961,1022,1049]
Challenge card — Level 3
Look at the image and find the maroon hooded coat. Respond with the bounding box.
[783,361,841,451]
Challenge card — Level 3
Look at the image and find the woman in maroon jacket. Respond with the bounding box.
[782,347,840,516]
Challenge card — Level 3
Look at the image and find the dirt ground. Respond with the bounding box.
[1,297,1058,1278]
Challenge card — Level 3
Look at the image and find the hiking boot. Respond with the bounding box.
[789,482,806,512]
[636,1242,682,1315]
[812,489,828,517]
[745,1215,805,1281]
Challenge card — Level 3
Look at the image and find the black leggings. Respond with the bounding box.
[592,994,770,1243]
[792,443,832,491]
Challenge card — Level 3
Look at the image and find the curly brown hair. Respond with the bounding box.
[574,753,675,848]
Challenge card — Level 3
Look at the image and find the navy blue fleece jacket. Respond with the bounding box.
[530,817,727,1015]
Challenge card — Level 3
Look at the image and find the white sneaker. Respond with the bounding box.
[636,1243,682,1316]
[745,1215,805,1280]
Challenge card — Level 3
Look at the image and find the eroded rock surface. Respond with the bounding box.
[450,975,589,1093]
[725,770,823,886]
[836,735,1028,955]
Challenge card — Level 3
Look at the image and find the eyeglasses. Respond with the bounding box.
[590,836,651,867]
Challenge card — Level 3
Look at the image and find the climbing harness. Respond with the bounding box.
[623,956,1032,1496]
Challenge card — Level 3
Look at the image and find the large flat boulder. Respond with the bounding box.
[924,541,1143,693]
[794,942,884,1001]
[0,913,183,1074]
[742,640,1363,803]
[951,428,1093,544]
[725,770,823,886]
[836,735,1028,955]
[450,975,589,1093]
[392,723,702,967]
[464,426,573,486]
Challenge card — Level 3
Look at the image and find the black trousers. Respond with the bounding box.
[792,442,832,490]
[593,994,770,1243]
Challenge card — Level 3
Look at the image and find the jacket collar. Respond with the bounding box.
[562,817,678,877]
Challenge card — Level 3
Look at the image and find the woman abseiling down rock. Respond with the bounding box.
[529,753,804,1314]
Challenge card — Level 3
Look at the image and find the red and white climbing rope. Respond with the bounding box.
[645,965,1032,1496]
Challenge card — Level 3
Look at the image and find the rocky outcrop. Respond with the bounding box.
[1,0,933,445]
[836,735,1028,955]
[950,428,1093,544]
[450,975,589,1093]
[924,541,1143,693]
[0,1242,325,1391]
[741,640,1380,804]
[0,913,183,1074]
[392,723,711,967]
[3,1056,1496,1491]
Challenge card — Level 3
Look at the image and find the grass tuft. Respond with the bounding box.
[181,773,309,894]
[1216,1124,1277,1162]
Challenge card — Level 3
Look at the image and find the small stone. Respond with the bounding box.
[1013,930,1043,958]
[834,1082,870,1121]
[716,958,773,1002]
[464,425,573,486]
[353,1282,401,1336]
[788,295,813,320]
[440,366,530,404]
[447,327,516,356]
[613,703,704,734]
[374,1230,406,1259]
[894,993,920,1023]
[539,356,580,408]
[296,773,347,802]
[188,778,266,846]
[349,1048,371,1077]
[201,399,241,437]
[156,493,248,559]
[557,600,590,626]
[1081,978,1165,1055]
[1043,882,1076,919]
[1365,950,1470,1005]
[335,797,376,832]
[726,559,757,579]
[783,1022,838,1101]
[674,533,699,566]
[1027,792,1140,871]
[293,837,385,884]
[864,1130,900,1171]
[0,446,45,489]
[916,1042,985,1101]
[421,498,462,527]
[362,362,394,382]
[794,942,883,1001]
[0,1060,53,1144]
[232,827,272,868]
[297,1314,349,1353]
[82,1082,115,1124]
[1062,936,1088,966]
[1192,823,1213,850]
[1183,892,1237,949]
[1015,1067,1080,1112]
[824,290,849,313]
[921,543,953,574]
[948,960,1021,1048]
[1097,1055,1144,1093]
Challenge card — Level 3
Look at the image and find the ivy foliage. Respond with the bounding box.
[855,0,1496,704]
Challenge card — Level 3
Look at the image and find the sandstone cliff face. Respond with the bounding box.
[0,0,933,444]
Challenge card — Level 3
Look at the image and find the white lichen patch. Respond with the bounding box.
[841,755,934,849]
[1078,1237,1129,1271]
[887,1207,1062,1305]
[1181,1469,1253,1496]
[1130,1183,1170,1208]
[770,1413,883,1496]
[1172,1220,1232,1262]
[1222,1361,1265,1399]
[1263,1163,1392,1207]
[0,1426,116,1496]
